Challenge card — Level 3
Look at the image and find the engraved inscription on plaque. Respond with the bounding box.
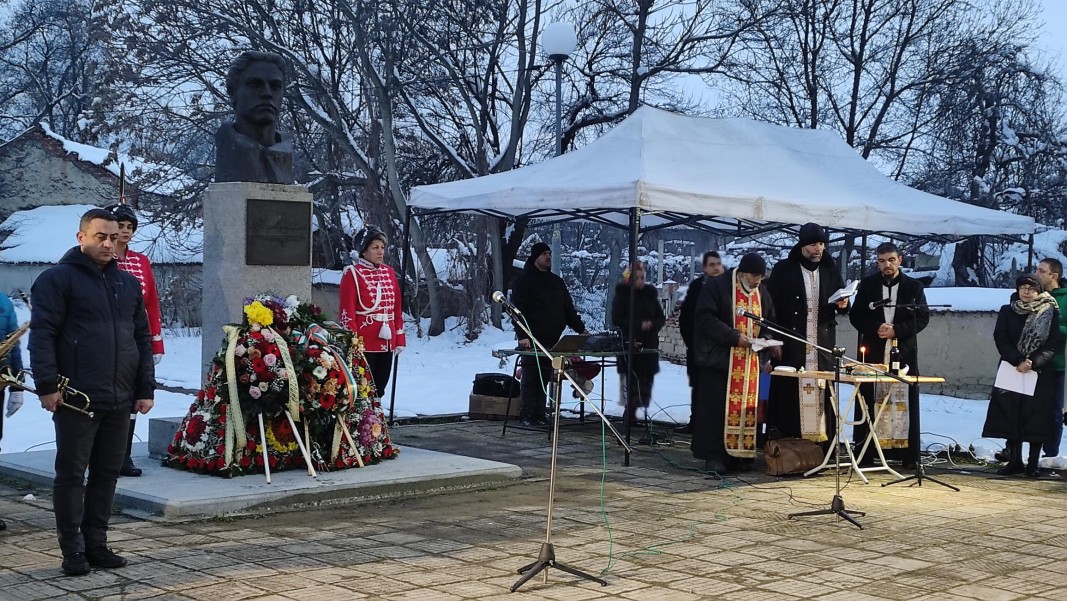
[245,199,311,266]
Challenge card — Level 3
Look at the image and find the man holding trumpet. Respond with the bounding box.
[29,208,155,576]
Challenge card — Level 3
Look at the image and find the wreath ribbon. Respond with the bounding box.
[222,325,248,469]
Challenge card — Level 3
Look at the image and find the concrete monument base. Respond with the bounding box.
[0,443,522,519]
[201,181,313,378]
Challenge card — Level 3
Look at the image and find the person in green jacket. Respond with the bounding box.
[1036,258,1067,457]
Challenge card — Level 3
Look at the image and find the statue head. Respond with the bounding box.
[225,51,289,143]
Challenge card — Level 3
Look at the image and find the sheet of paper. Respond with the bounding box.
[828,280,859,303]
[750,338,784,352]
[994,360,1038,396]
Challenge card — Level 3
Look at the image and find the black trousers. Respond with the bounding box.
[519,354,552,419]
[53,405,130,557]
[365,351,394,398]
[691,370,727,461]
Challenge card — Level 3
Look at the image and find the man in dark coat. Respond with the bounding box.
[677,251,724,432]
[510,242,588,426]
[765,223,849,443]
[849,242,929,467]
[29,208,155,576]
[691,253,777,473]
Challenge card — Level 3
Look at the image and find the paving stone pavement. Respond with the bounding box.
[2,419,1066,600]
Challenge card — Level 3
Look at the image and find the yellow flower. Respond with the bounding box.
[244,301,274,327]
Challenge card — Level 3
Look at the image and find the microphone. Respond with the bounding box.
[868,298,892,310]
[491,291,522,315]
[735,307,762,321]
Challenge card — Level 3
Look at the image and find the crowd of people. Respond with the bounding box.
[504,222,1066,481]
[3,207,1065,576]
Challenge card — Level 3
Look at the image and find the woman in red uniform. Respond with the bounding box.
[105,203,165,477]
[339,226,406,398]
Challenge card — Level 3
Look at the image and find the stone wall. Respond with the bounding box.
[660,310,1002,400]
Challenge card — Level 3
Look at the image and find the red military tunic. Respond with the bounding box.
[339,258,406,352]
[115,249,165,355]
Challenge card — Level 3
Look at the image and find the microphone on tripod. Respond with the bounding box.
[868,298,892,310]
[735,307,762,322]
[491,291,522,315]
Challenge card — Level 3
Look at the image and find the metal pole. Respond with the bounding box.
[550,58,563,276]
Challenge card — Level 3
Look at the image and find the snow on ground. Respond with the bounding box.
[3,313,1066,470]
[0,292,1062,469]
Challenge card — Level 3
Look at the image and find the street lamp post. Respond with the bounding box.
[542,22,576,276]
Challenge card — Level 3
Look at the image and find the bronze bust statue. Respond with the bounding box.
[214,51,295,184]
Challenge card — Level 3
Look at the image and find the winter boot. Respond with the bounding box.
[120,415,142,477]
[994,440,1016,463]
[996,441,1024,476]
[1025,443,1044,478]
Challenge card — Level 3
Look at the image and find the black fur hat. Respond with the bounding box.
[354,225,387,256]
[104,203,138,231]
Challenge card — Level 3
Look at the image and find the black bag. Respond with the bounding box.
[472,373,520,398]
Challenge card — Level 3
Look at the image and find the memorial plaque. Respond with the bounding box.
[245,199,311,265]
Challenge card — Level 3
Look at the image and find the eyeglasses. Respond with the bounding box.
[1019,285,1039,292]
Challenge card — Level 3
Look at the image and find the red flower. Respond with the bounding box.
[269,456,279,468]
[219,413,227,426]
[255,455,264,466]
[307,348,322,358]
[167,444,175,454]
[252,357,267,372]
[186,458,196,469]
[240,456,252,467]
[239,374,251,384]
[320,395,336,410]
[246,440,257,451]
[274,420,295,444]
[185,415,207,444]
[216,444,226,455]
[218,403,227,415]
[383,447,394,459]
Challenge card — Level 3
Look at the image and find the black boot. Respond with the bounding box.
[1025,443,1044,478]
[704,453,727,474]
[994,440,1016,463]
[997,441,1024,476]
[120,415,142,477]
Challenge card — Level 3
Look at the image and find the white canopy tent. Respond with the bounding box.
[410,106,1035,238]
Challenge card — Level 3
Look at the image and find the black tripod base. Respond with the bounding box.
[789,495,865,530]
[882,464,960,491]
[511,542,608,592]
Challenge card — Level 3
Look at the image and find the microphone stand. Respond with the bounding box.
[877,302,959,492]
[495,297,629,592]
[741,311,907,529]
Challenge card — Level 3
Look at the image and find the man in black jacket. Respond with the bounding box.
[849,242,929,467]
[510,242,587,426]
[29,208,155,576]
[765,223,849,443]
[677,251,724,433]
[692,253,776,472]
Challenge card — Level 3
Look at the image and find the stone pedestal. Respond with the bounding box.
[201,182,312,378]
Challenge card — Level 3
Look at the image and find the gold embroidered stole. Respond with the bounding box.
[798,268,828,442]
[725,278,761,458]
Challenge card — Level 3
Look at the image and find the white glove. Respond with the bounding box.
[6,390,23,418]
[394,346,405,356]
[153,354,163,365]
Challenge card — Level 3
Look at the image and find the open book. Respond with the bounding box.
[750,338,783,352]
[828,280,859,303]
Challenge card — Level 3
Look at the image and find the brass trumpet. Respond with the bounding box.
[0,369,94,418]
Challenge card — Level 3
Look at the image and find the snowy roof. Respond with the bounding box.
[0,205,202,264]
[35,123,193,197]
[411,106,1035,237]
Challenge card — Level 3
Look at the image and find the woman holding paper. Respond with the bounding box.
[982,275,1062,477]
